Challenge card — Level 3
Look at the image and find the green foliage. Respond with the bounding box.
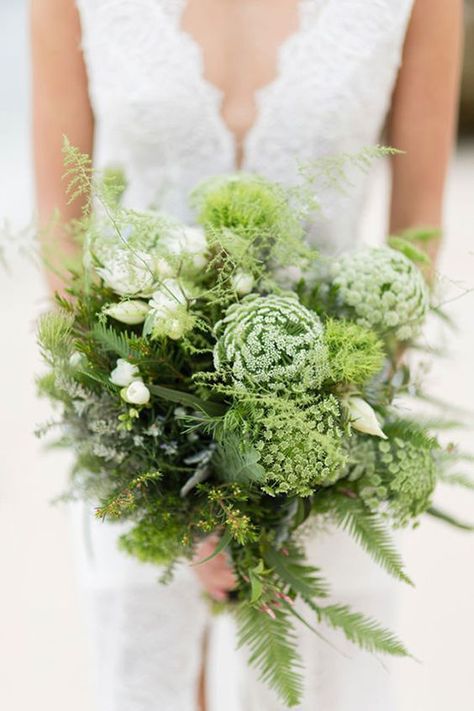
[213,435,266,484]
[62,137,93,211]
[263,545,329,601]
[324,319,385,385]
[315,604,410,657]
[37,311,75,362]
[119,510,191,565]
[387,236,431,266]
[319,492,413,584]
[91,323,141,360]
[96,471,162,519]
[427,507,474,531]
[236,603,303,707]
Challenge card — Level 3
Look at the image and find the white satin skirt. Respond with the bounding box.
[71,504,401,711]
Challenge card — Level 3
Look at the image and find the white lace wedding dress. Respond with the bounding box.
[73,1,415,709]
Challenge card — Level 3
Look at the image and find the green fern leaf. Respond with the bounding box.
[235,604,303,707]
[330,495,413,585]
[263,545,329,600]
[315,604,410,657]
[91,323,138,359]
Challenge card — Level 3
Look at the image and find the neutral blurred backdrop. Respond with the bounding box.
[0,2,473,710]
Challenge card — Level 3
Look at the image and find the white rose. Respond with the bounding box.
[154,256,175,279]
[97,249,155,296]
[149,279,188,313]
[231,270,255,295]
[121,380,151,405]
[163,226,208,268]
[345,396,387,439]
[110,358,140,387]
[104,300,150,325]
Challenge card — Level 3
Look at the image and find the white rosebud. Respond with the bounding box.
[97,249,155,296]
[149,279,188,313]
[163,226,208,268]
[69,351,83,368]
[121,380,151,405]
[110,358,140,387]
[231,270,255,295]
[174,407,186,418]
[345,396,387,439]
[104,300,150,325]
[154,256,175,279]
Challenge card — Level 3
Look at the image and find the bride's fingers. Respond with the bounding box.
[209,588,228,602]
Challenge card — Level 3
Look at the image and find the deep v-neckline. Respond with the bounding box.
[168,0,321,171]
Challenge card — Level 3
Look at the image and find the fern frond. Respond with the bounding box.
[263,545,330,600]
[91,323,139,359]
[62,138,94,210]
[328,495,413,585]
[315,604,410,657]
[235,604,303,707]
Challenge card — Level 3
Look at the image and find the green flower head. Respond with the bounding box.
[332,247,429,341]
[214,293,329,388]
[248,396,347,496]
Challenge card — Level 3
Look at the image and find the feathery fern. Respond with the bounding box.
[315,604,410,657]
[91,323,140,360]
[236,603,303,707]
[325,494,413,585]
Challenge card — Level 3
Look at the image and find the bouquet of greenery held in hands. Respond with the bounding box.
[37,143,473,707]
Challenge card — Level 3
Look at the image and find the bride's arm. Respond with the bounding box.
[388,0,463,264]
[31,0,94,296]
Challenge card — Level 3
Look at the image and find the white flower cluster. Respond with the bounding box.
[96,223,208,297]
[93,220,210,339]
[214,293,328,387]
[332,247,429,340]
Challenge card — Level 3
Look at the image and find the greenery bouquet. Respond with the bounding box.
[37,144,473,706]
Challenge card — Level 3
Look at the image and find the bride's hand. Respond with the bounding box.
[192,534,237,602]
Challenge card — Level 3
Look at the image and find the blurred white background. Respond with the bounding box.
[0,2,473,710]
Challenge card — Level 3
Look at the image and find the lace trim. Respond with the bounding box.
[167,0,327,169]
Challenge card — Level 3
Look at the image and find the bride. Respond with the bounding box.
[31,1,462,709]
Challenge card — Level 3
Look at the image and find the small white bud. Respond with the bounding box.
[104,300,150,325]
[110,358,140,387]
[345,396,387,439]
[232,271,255,295]
[121,380,151,405]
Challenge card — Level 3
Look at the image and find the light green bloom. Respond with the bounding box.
[332,246,429,340]
[245,396,346,496]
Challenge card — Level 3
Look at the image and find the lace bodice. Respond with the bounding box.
[77,0,414,253]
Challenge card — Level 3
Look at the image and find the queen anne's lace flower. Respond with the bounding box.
[332,247,429,340]
[248,396,346,496]
[214,293,328,387]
